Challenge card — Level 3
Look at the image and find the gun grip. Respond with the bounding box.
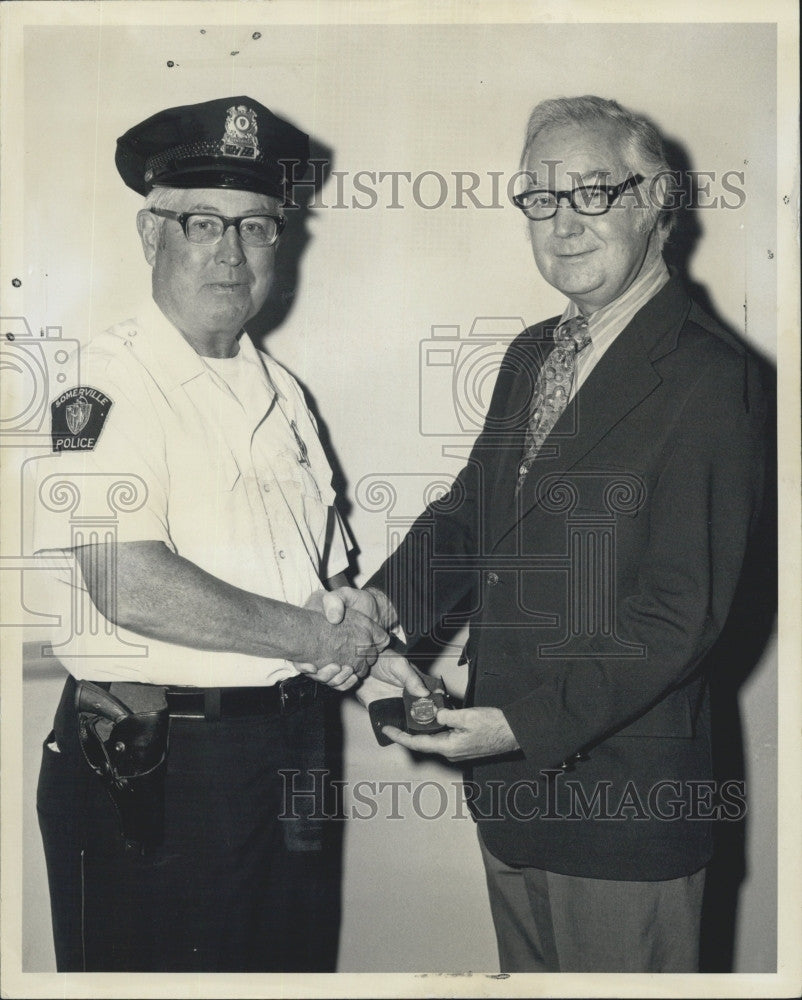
[74,680,130,724]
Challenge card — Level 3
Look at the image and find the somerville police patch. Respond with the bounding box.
[51,386,113,452]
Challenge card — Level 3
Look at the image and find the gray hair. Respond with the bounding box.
[142,185,190,212]
[521,96,676,248]
[140,186,191,240]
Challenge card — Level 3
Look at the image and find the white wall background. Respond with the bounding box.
[4,9,785,983]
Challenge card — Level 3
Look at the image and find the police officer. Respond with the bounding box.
[31,96,416,972]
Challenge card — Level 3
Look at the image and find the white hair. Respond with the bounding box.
[142,185,190,212]
[521,96,676,249]
[140,186,191,239]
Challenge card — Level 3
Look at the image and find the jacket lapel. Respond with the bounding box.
[489,276,692,550]
[483,323,555,525]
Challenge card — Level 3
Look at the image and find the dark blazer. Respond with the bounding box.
[369,275,766,880]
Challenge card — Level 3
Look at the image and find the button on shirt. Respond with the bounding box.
[30,297,349,687]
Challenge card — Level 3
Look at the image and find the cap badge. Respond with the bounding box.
[221,105,259,160]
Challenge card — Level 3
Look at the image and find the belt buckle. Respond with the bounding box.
[279,676,317,716]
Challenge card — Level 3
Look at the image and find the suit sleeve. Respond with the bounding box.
[363,330,535,645]
[365,449,482,647]
[501,354,767,767]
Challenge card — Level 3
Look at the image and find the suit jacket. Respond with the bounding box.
[369,275,766,880]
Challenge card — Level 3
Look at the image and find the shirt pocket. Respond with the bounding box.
[298,466,336,557]
[168,443,241,513]
[206,448,241,494]
[296,460,335,506]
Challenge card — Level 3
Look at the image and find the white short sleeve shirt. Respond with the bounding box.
[28,298,350,687]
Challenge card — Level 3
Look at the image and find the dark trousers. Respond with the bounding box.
[37,676,341,972]
[479,828,705,972]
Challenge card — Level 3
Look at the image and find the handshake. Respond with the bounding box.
[299,585,520,762]
[299,585,430,700]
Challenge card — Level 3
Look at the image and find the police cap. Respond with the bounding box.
[115,96,309,203]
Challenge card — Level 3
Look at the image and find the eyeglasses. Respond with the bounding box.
[512,174,645,220]
[149,208,286,247]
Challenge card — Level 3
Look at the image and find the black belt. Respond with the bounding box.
[165,675,319,721]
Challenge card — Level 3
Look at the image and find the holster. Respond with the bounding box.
[75,680,169,854]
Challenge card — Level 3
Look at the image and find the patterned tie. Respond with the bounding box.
[516,315,592,494]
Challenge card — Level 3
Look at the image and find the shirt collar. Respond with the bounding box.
[132,296,282,400]
[560,253,670,342]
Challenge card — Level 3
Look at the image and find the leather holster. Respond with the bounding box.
[75,680,169,854]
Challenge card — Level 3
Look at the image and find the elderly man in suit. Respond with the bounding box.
[324,95,766,972]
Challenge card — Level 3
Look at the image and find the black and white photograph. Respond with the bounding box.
[0,2,798,997]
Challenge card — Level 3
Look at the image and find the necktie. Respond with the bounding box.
[516,315,591,494]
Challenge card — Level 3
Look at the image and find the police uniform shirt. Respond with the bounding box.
[30,296,350,687]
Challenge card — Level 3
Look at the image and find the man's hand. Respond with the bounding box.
[354,648,430,706]
[382,706,520,762]
[370,649,430,696]
[311,607,389,677]
[298,591,389,690]
[297,661,362,692]
[300,589,390,681]
[313,586,397,632]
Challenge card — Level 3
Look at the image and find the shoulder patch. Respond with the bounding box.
[51,386,113,452]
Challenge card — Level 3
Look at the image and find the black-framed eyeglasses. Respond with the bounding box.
[149,208,286,247]
[512,174,645,220]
